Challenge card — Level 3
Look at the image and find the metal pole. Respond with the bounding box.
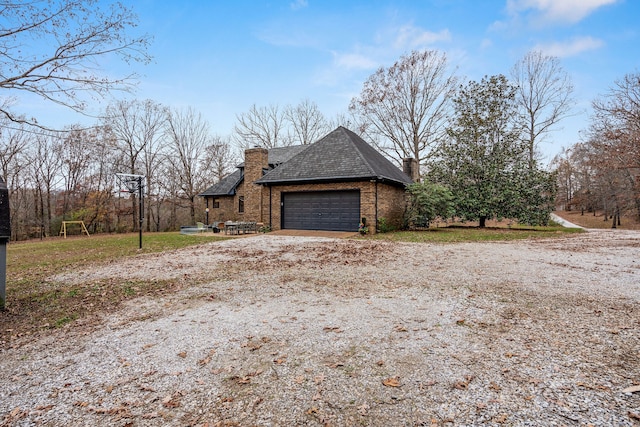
[0,239,6,310]
[0,176,10,311]
[138,176,143,249]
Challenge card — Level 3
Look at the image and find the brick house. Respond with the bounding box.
[199,127,417,233]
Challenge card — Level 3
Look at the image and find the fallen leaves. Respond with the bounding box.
[453,376,475,390]
[325,361,345,369]
[493,414,508,424]
[243,336,271,352]
[273,355,287,365]
[162,391,184,408]
[488,382,501,392]
[577,382,610,391]
[142,412,160,419]
[622,385,640,393]
[382,376,401,387]
[198,349,216,366]
[229,369,264,386]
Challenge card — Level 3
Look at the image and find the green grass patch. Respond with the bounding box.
[55,314,77,328]
[371,224,583,243]
[1,232,228,345]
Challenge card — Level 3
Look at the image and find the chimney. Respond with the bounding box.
[402,158,420,182]
[244,147,269,222]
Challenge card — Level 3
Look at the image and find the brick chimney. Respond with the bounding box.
[402,157,420,182]
[243,147,269,222]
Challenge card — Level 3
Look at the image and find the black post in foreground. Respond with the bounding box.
[0,177,11,310]
[137,175,144,250]
[116,173,146,250]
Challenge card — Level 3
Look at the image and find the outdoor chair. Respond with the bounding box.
[224,221,238,235]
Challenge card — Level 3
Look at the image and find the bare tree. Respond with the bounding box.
[511,50,574,169]
[349,50,458,177]
[57,126,95,221]
[234,104,292,149]
[284,99,331,145]
[590,72,640,218]
[29,132,63,235]
[82,128,120,232]
[554,72,640,222]
[0,0,151,129]
[165,107,210,224]
[203,135,237,184]
[0,120,31,238]
[103,99,167,230]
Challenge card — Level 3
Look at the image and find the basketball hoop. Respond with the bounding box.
[115,173,146,249]
[116,173,145,194]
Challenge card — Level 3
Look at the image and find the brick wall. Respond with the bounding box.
[376,183,409,230]
[208,181,245,222]
[262,181,408,234]
[244,148,268,223]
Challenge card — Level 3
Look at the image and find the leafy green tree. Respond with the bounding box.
[405,182,454,228]
[428,75,554,227]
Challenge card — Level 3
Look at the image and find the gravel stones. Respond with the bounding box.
[1,230,639,426]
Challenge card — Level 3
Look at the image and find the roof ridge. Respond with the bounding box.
[339,127,377,177]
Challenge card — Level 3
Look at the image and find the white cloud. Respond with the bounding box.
[393,25,451,50]
[290,0,308,11]
[507,0,619,24]
[480,38,493,49]
[534,36,604,57]
[333,52,378,70]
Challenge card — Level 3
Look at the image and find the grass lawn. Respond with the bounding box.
[1,232,228,345]
[553,209,640,230]
[371,222,583,243]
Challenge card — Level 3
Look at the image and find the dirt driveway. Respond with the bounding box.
[1,230,639,426]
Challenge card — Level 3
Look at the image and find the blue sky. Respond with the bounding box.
[25,0,640,163]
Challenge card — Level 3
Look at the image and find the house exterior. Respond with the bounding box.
[199,127,417,233]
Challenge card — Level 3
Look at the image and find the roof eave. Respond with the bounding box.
[257,175,411,187]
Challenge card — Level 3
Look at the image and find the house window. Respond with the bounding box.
[238,196,245,213]
[212,198,220,208]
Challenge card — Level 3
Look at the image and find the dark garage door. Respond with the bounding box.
[282,191,360,231]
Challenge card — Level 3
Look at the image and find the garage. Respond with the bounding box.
[282,190,360,231]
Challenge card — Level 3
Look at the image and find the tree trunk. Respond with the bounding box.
[479,216,487,228]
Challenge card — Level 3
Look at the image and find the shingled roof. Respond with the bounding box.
[255,127,412,187]
[198,169,243,197]
[237,144,309,168]
[199,145,310,197]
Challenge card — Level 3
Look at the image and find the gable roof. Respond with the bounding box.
[198,169,242,197]
[199,145,309,197]
[255,127,412,187]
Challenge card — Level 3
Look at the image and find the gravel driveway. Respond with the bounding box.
[1,230,639,426]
